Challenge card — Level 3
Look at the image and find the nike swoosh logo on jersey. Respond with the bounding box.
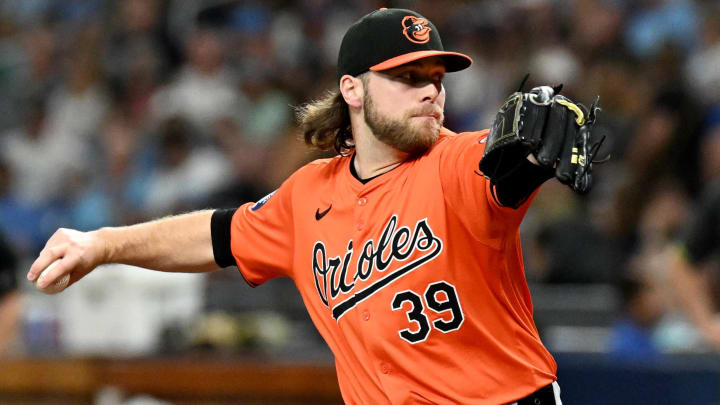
[315,205,332,220]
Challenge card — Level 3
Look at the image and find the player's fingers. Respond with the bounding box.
[554,112,579,185]
[535,102,568,168]
[27,243,69,282]
[36,253,88,291]
[35,258,69,289]
[28,228,75,281]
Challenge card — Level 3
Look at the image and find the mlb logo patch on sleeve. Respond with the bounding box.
[251,190,276,211]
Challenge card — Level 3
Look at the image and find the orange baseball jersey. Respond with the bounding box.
[229,128,557,404]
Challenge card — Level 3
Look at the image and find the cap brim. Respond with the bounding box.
[369,50,473,73]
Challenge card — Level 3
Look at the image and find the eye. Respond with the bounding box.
[391,69,443,87]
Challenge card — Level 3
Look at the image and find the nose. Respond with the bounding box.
[421,81,442,103]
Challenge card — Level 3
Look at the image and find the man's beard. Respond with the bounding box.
[363,93,443,156]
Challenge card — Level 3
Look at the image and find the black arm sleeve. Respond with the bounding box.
[211,208,238,268]
[489,157,555,208]
[679,183,720,265]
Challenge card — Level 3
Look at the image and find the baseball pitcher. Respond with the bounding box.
[28,8,605,405]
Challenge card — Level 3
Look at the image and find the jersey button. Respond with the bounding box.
[362,310,370,321]
[356,222,364,231]
[380,363,391,374]
[357,197,367,206]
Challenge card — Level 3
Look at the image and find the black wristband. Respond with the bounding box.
[211,208,237,268]
[491,157,554,208]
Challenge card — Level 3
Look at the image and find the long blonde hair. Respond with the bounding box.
[295,88,354,155]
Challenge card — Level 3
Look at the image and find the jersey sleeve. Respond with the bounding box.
[229,176,296,286]
[438,130,537,249]
[678,182,720,265]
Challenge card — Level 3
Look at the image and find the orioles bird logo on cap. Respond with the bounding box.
[402,16,432,44]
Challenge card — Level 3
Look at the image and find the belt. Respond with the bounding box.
[509,381,562,405]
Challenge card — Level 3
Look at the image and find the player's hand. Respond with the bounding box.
[26,228,108,291]
[480,84,605,196]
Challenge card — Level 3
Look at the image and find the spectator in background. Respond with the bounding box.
[608,260,667,361]
[0,160,37,254]
[684,6,720,106]
[104,0,179,129]
[150,27,246,137]
[670,180,720,350]
[0,228,19,357]
[0,98,82,205]
[0,101,72,255]
[612,87,701,247]
[636,179,691,254]
[0,24,59,132]
[523,181,622,284]
[44,24,109,147]
[625,180,700,353]
[142,116,231,217]
[625,0,699,59]
[204,116,268,209]
[65,110,150,230]
[239,73,293,145]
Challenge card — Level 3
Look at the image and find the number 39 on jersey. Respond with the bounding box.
[392,281,465,344]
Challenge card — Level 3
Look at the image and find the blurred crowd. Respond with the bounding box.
[1,0,720,360]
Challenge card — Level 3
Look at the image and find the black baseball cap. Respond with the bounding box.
[337,8,473,80]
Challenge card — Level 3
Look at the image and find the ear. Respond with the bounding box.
[339,74,363,109]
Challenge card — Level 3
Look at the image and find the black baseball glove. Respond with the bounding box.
[479,85,605,208]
